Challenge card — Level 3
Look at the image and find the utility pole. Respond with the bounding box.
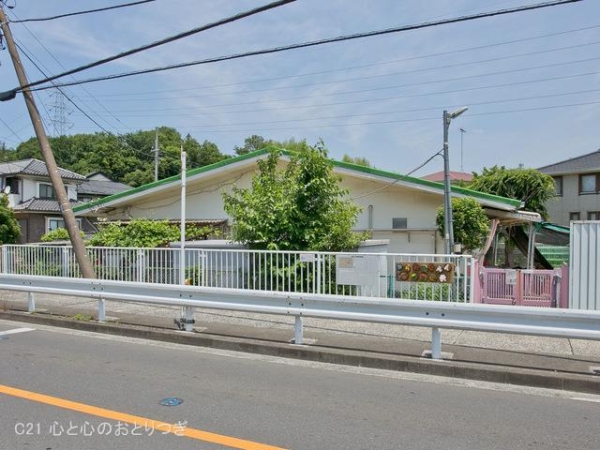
[0,6,96,278]
[152,127,159,182]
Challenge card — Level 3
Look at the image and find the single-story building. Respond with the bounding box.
[74,149,540,254]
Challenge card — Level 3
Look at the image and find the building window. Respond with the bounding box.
[553,176,563,196]
[47,217,82,233]
[39,183,56,199]
[569,212,581,221]
[588,211,600,220]
[3,177,19,194]
[580,173,599,194]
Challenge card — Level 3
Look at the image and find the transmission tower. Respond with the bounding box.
[48,89,73,136]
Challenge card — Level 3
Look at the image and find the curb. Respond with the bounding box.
[2,310,599,395]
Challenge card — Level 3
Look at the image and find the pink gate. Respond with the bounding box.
[479,268,563,307]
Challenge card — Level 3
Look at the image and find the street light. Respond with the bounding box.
[443,107,468,255]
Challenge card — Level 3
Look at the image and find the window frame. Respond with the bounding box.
[587,211,600,220]
[579,173,600,194]
[553,176,563,196]
[569,212,581,221]
[46,217,82,233]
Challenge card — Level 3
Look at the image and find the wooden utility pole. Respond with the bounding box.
[0,6,96,278]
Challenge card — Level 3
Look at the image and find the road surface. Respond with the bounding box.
[1,319,598,449]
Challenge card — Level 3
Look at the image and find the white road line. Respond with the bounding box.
[0,327,35,336]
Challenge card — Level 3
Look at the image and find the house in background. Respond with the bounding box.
[77,171,131,204]
[74,149,540,254]
[0,159,129,243]
[421,170,473,184]
[538,149,600,227]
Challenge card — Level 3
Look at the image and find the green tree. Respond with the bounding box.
[0,195,20,244]
[436,197,489,252]
[467,166,555,219]
[342,154,371,167]
[233,135,268,155]
[467,166,555,266]
[222,143,364,251]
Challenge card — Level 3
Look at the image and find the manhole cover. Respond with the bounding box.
[160,397,183,407]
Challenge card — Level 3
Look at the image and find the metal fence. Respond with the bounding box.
[0,245,474,303]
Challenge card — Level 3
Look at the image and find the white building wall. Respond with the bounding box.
[98,167,447,254]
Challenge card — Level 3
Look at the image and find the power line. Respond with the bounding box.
[351,149,444,201]
[91,88,598,124]
[10,0,157,23]
[1,0,297,96]
[20,0,584,93]
[87,68,600,117]
[93,47,600,112]
[15,42,116,134]
[10,10,128,133]
[88,25,600,101]
[180,100,600,134]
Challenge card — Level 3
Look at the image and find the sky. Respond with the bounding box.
[0,0,599,178]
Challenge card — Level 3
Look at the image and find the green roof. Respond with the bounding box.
[74,148,521,213]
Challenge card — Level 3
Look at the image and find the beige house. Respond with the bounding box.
[74,149,537,254]
[538,149,600,227]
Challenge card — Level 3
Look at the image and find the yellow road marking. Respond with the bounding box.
[0,384,286,450]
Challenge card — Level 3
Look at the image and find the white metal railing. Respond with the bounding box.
[1,273,598,360]
[1,245,474,303]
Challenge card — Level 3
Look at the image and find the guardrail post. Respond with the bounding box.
[98,299,106,322]
[294,315,304,345]
[184,306,195,332]
[431,327,442,359]
[28,292,35,313]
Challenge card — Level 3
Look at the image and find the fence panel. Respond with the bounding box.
[1,245,473,303]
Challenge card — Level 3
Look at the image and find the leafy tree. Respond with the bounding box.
[0,199,18,242]
[222,142,364,251]
[436,197,489,252]
[0,195,20,244]
[467,166,555,266]
[87,219,218,247]
[467,166,555,220]
[11,128,226,187]
[342,154,371,167]
[88,219,181,248]
[41,227,84,242]
[234,135,268,155]
[188,138,226,167]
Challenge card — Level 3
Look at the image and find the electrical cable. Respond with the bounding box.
[89,69,600,117]
[83,23,600,99]
[84,38,600,103]
[10,9,128,133]
[0,0,296,96]
[10,0,157,23]
[180,100,600,134]
[94,88,598,124]
[351,149,444,201]
[15,42,115,134]
[12,0,583,94]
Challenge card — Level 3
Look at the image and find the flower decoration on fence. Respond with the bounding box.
[395,262,454,284]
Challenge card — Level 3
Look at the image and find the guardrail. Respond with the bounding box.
[1,274,598,360]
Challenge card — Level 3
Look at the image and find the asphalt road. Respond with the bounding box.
[1,319,599,450]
